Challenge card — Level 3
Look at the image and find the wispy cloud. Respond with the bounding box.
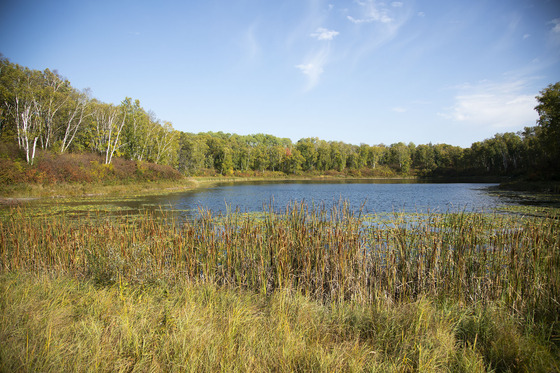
[392,107,407,113]
[344,0,413,61]
[438,80,538,130]
[242,22,260,62]
[295,63,323,80]
[549,18,560,45]
[310,27,339,41]
[347,0,393,24]
[296,46,329,91]
[294,4,339,91]
[550,18,560,33]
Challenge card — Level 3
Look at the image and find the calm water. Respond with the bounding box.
[9,180,521,220]
[144,180,505,218]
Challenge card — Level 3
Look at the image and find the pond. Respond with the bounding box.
[12,180,520,220]
[158,180,505,216]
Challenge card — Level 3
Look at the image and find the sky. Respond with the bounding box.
[1,0,559,148]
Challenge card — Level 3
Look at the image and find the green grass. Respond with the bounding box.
[1,203,559,371]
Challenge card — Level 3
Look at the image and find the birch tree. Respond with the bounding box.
[33,69,70,150]
[59,88,91,153]
[152,121,179,165]
[92,101,127,164]
[121,97,153,161]
[1,63,42,164]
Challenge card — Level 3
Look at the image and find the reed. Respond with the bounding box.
[1,202,559,371]
[2,202,559,322]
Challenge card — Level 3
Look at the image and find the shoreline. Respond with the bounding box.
[1,174,553,202]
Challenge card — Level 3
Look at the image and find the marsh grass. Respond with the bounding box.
[1,202,559,371]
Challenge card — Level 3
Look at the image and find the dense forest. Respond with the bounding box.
[1,56,558,181]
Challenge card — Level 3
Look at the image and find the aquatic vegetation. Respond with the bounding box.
[2,203,559,317]
[1,202,559,371]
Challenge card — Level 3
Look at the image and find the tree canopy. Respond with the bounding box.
[1,57,558,181]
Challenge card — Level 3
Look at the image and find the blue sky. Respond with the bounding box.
[1,0,559,147]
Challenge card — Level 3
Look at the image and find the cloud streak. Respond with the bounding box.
[347,0,394,24]
[310,27,339,40]
[343,0,414,65]
[438,80,538,130]
[295,46,330,91]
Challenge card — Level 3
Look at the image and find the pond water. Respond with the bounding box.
[139,180,507,218]
[8,180,538,220]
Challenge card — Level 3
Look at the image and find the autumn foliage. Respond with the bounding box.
[0,143,182,185]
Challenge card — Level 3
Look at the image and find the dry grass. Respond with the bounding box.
[2,273,558,372]
[1,203,559,371]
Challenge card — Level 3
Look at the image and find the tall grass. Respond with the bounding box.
[2,272,558,372]
[2,202,559,322]
[1,202,559,371]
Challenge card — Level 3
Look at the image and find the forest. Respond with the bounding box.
[1,56,558,181]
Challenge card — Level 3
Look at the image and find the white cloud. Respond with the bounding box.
[347,0,393,24]
[438,80,538,130]
[417,12,425,17]
[392,107,407,113]
[310,27,339,41]
[295,47,330,91]
[549,18,560,45]
[391,2,403,7]
[347,15,368,24]
[344,0,413,66]
[551,18,560,33]
[295,62,324,90]
[296,63,323,77]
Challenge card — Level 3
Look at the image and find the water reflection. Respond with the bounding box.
[142,181,505,219]
[8,180,515,220]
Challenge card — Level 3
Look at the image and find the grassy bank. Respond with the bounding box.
[2,272,557,372]
[1,204,559,371]
[0,145,186,198]
[0,178,198,201]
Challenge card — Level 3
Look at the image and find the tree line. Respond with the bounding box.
[1,56,558,179]
[0,57,178,167]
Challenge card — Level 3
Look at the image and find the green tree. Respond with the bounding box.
[121,98,153,161]
[251,144,269,172]
[414,144,436,173]
[206,136,233,175]
[330,142,346,172]
[535,82,560,169]
[58,88,91,154]
[91,101,127,164]
[315,140,331,171]
[2,63,42,164]
[268,145,285,172]
[152,121,179,166]
[367,145,385,169]
[388,142,411,174]
[281,147,304,174]
[296,138,318,172]
[33,68,71,150]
